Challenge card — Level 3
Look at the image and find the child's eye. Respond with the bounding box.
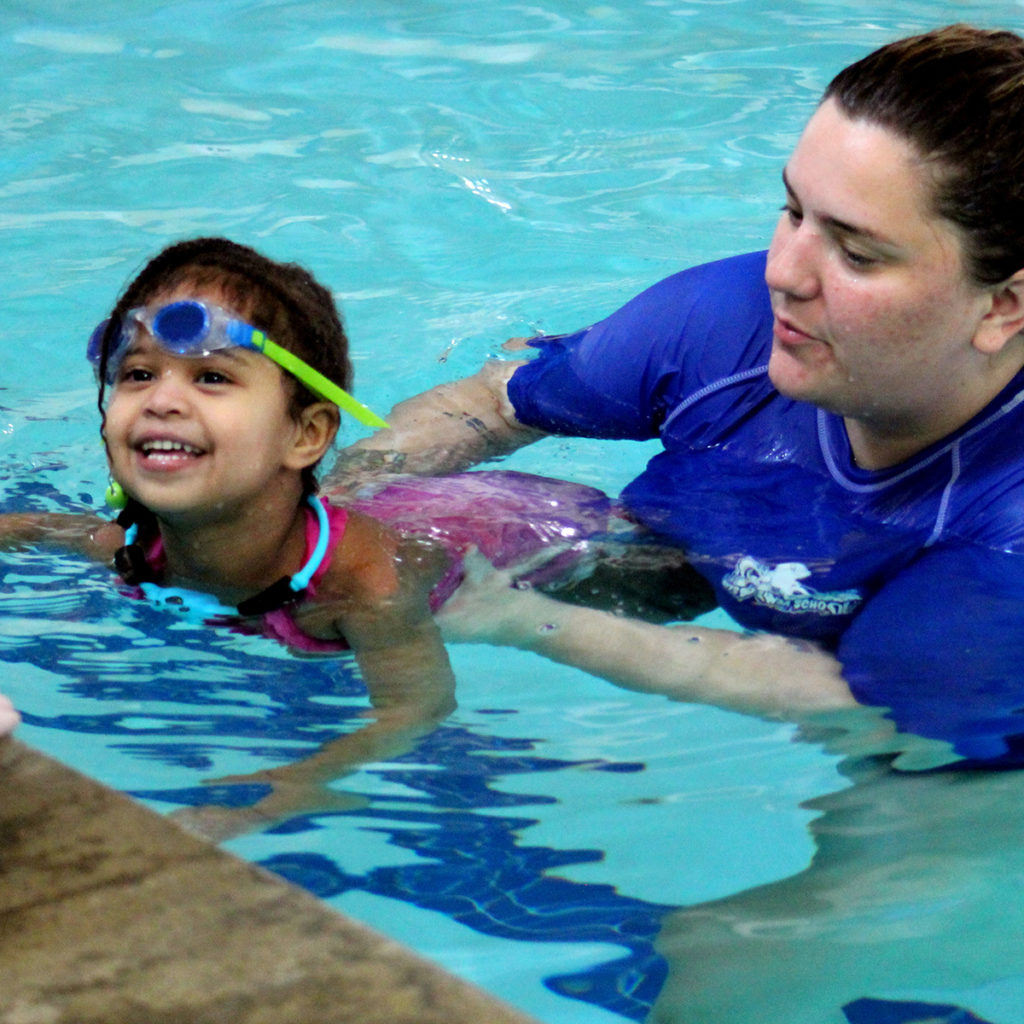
[196,369,231,385]
[118,365,153,383]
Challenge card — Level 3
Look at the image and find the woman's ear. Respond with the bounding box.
[287,402,340,470]
[974,269,1024,355]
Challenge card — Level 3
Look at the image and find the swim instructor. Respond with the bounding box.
[341,25,1024,767]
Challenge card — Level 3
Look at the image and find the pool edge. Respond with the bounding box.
[0,736,544,1024]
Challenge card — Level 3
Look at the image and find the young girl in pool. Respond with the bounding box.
[0,235,638,832]
[3,238,446,705]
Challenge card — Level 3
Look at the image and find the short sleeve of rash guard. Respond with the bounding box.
[508,251,773,440]
[839,542,1024,768]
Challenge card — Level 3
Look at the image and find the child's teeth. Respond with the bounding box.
[144,441,200,454]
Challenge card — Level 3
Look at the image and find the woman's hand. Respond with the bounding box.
[435,547,559,645]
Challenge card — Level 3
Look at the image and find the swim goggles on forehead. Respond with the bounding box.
[87,299,388,429]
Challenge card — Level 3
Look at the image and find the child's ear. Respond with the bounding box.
[287,402,340,469]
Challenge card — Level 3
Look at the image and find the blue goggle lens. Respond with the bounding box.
[86,320,110,369]
[151,301,212,351]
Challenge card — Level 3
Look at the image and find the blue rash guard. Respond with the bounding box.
[508,250,1024,767]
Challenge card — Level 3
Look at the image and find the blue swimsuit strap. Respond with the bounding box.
[125,494,331,620]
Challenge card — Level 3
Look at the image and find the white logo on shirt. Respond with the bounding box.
[722,556,861,617]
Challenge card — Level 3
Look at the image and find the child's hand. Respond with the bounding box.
[0,693,19,736]
[170,784,368,842]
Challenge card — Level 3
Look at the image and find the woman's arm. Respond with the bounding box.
[326,360,544,492]
[437,556,856,720]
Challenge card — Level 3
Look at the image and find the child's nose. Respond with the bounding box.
[145,370,191,414]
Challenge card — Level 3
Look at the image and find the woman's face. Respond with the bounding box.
[765,98,1008,463]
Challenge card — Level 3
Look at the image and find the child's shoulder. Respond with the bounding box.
[320,507,404,602]
[318,505,450,608]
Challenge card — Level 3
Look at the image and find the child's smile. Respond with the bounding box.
[135,436,206,469]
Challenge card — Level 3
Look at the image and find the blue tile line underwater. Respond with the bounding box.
[143,727,675,1021]
[844,1000,994,1024]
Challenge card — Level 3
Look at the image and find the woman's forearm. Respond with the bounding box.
[443,588,856,720]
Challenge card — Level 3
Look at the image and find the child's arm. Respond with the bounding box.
[0,512,123,561]
[217,608,456,834]
[0,512,120,745]
[318,512,457,718]
[173,633,454,842]
[172,519,456,841]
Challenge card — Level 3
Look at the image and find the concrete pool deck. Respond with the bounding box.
[0,736,542,1024]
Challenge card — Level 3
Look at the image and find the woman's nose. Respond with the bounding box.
[765,215,820,301]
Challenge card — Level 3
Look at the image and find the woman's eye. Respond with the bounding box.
[780,203,802,224]
[841,247,877,270]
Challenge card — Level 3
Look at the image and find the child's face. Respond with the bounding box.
[103,285,308,527]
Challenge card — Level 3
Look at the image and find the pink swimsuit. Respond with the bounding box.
[275,471,614,652]
[141,471,614,654]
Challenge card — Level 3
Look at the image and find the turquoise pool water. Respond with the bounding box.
[4,2,1024,1022]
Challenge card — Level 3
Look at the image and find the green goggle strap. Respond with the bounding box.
[251,331,389,430]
